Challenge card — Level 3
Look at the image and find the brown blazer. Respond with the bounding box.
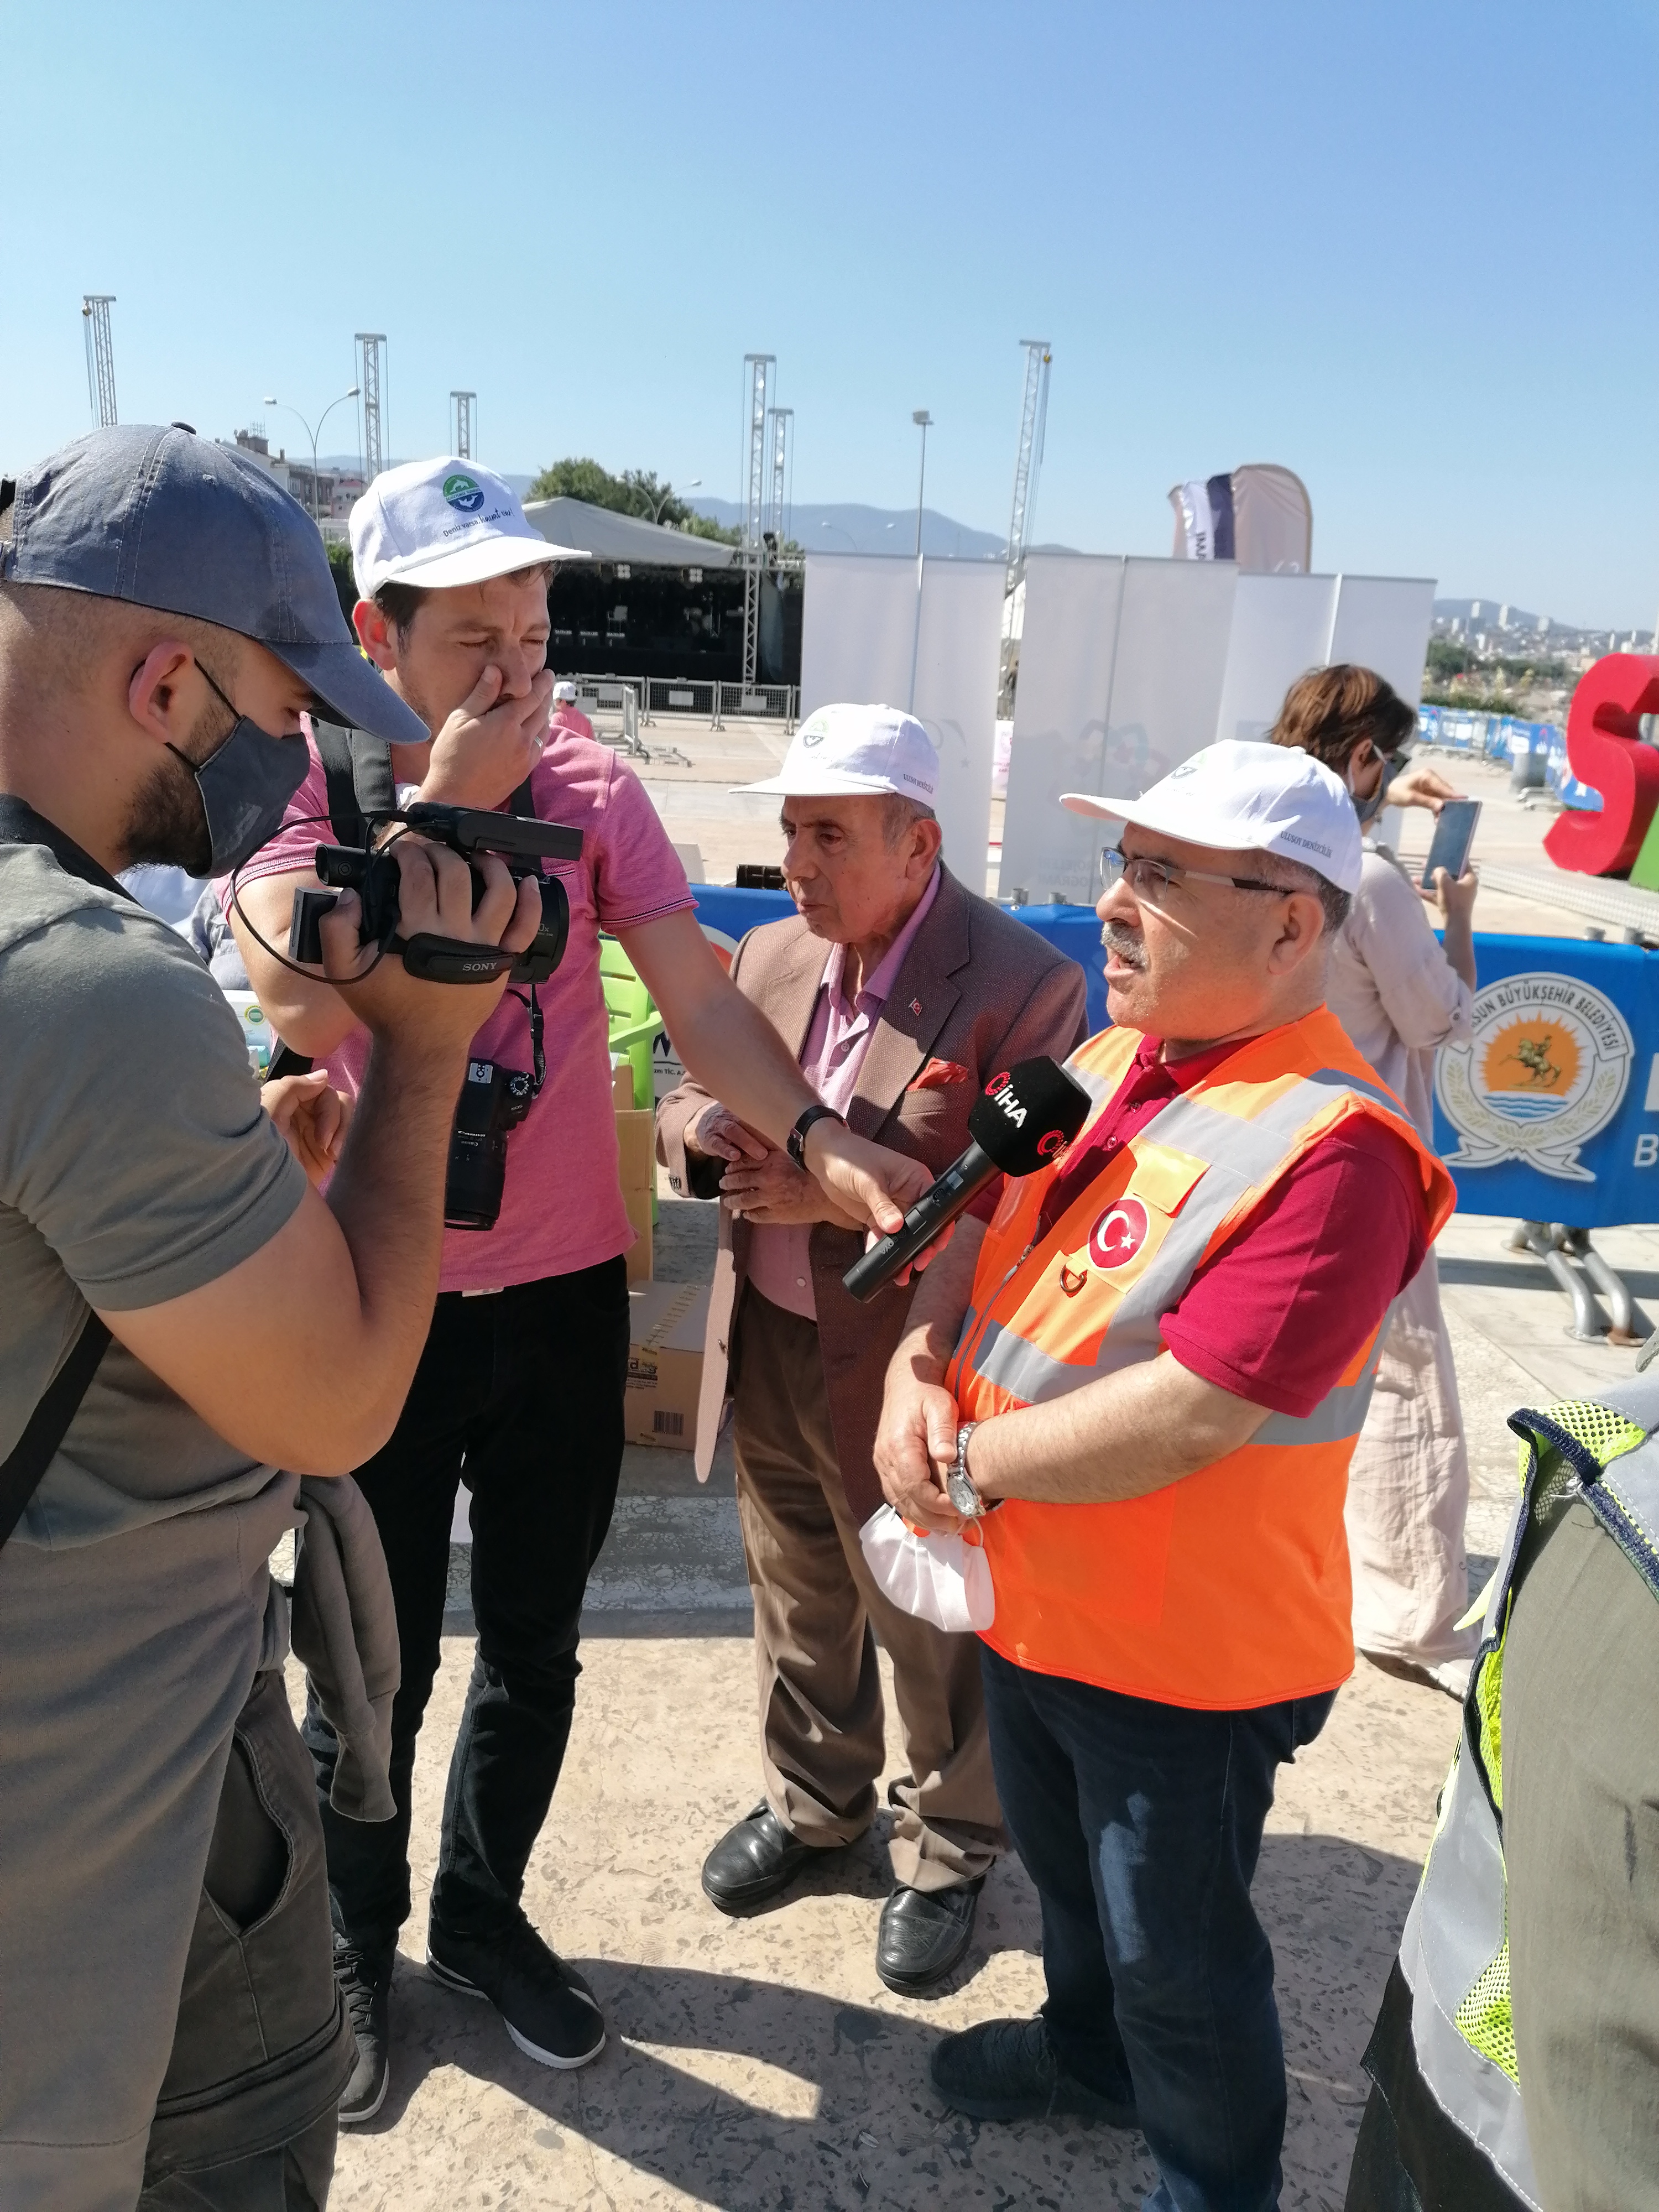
[655,866,1088,1521]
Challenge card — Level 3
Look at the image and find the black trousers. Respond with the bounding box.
[302,1260,631,1949]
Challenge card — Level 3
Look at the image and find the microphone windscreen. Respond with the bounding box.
[967,1056,1092,1175]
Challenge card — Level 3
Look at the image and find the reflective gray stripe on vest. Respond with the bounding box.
[1398,1737,1542,2211]
[964,1065,1391,1414]
[1254,1331,1392,1448]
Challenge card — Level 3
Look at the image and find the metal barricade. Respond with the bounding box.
[558,673,798,734]
[717,681,797,730]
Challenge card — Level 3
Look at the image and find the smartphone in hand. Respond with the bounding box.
[1420,799,1481,890]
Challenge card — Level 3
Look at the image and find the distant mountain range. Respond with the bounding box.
[690,497,1010,560]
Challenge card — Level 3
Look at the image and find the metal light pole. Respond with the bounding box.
[262,385,361,522]
[911,410,933,557]
[643,478,700,526]
[818,521,858,552]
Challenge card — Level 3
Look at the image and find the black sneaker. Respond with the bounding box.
[426,1914,606,2071]
[931,2016,1139,2127]
[333,1937,395,2125]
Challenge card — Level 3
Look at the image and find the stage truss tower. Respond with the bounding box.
[765,406,792,545]
[82,295,117,426]
[355,333,388,482]
[1001,338,1052,711]
[740,353,775,686]
[450,390,476,460]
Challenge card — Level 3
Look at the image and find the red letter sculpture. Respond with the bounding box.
[1544,653,1659,877]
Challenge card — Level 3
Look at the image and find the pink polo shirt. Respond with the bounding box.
[747,864,941,1321]
[221,721,693,1292]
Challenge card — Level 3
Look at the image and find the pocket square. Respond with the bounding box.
[911,1057,971,1091]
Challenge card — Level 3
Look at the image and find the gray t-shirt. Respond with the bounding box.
[0,835,306,1547]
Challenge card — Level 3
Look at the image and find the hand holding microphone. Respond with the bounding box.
[842,1056,1092,1303]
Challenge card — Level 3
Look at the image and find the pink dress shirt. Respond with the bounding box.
[746,865,942,1321]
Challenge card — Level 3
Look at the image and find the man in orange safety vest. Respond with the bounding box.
[874,740,1454,2212]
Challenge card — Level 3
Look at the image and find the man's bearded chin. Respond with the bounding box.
[1103,921,1147,971]
[123,714,216,877]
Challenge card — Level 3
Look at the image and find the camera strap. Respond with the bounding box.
[0,798,122,1543]
[312,721,397,844]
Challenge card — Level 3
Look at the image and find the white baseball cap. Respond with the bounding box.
[734,703,940,803]
[350,456,588,596]
[1060,738,1362,894]
[552,680,580,702]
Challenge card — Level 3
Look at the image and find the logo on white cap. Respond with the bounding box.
[443,472,486,515]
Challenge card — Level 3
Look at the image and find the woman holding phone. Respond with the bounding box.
[1273,664,1480,1697]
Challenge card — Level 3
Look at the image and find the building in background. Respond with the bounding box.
[221,429,364,542]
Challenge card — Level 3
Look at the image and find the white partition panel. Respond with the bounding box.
[997,555,1125,906]
[999,554,1235,903]
[801,552,1004,884]
[1212,573,1339,745]
[1328,575,1436,706]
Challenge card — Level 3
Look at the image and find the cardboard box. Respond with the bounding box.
[615,1108,654,1284]
[611,1056,635,1113]
[626,1280,709,1451]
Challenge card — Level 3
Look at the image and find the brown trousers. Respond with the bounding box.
[731,1286,1004,1892]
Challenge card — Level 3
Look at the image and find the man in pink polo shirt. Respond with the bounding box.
[224,467,933,2117]
[658,706,1086,1994]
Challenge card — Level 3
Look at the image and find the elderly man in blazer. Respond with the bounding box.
[657,703,1087,1992]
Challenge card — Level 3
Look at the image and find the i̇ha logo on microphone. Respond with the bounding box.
[1087,1197,1149,1271]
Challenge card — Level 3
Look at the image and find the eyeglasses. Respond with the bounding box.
[1100,847,1288,899]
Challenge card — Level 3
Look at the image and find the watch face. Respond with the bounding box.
[946,1468,980,1518]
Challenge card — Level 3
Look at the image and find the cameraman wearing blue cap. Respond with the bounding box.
[0,426,546,2210]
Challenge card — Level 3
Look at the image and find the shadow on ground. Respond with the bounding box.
[349,1829,1416,2211]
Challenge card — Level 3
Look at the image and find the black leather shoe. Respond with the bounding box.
[701,1804,825,1913]
[931,2015,1139,2126]
[875,1879,984,1995]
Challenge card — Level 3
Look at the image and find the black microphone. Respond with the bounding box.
[842,1056,1092,1303]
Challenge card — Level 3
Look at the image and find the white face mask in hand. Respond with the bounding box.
[858,1505,995,1634]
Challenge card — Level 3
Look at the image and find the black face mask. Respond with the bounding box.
[166,664,310,874]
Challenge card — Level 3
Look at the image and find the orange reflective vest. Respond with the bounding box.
[948,1009,1457,1709]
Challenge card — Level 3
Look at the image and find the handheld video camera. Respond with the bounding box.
[287,801,582,985]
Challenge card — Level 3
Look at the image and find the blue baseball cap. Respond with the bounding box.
[0,424,427,747]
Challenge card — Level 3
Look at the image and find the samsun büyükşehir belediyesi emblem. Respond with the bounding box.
[1435,972,1633,1182]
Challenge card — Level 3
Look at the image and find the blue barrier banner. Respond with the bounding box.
[687,891,1657,1227]
[1432,933,1659,1225]
[688,885,1113,1031]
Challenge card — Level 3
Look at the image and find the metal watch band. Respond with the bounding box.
[946,1422,983,1519]
[787,1103,843,1171]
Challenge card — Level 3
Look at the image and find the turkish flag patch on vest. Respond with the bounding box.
[1087,1197,1149,1271]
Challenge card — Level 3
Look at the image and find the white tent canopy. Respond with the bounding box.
[523,495,739,567]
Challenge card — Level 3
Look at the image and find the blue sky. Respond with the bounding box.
[5,2,1657,625]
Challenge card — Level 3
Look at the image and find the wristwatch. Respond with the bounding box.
[787,1102,844,1171]
[946,1422,984,1519]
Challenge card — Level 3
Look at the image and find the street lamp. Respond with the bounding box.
[819,521,858,552]
[911,410,932,557]
[262,385,361,523]
[643,477,701,527]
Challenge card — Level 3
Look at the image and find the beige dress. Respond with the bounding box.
[1329,846,1477,1668]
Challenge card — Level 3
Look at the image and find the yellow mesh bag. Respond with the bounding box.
[1456,1938,1519,2084]
[1545,1401,1645,1467]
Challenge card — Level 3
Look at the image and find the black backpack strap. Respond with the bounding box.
[312,721,397,844]
[0,1312,111,1547]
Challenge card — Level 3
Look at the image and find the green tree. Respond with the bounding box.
[526,456,740,544]
[325,538,357,622]
[1426,637,1474,679]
